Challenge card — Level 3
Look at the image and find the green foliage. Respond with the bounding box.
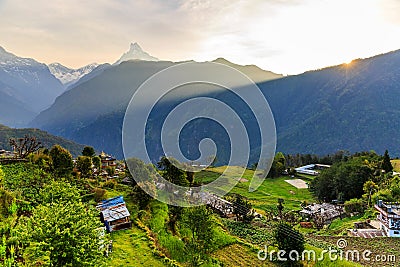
[0,188,15,217]
[157,157,189,187]
[2,163,51,207]
[38,181,81,205]
[16,202,106,267]
[344,198,366,214]
[76,156,93,178]
[93,188,106,202]
[133,182,156,210]
[223,219,273,245]
[382,150,393,173]
[273,223,305,262]
[92,156,101,170]
[267,152,286,178]
[310,156,374,202]
[0,124,85,157]
[0,166,3,187]
[102,179,117,189]
[50,145,73,177]
[82,146,96,157]
[125,157,154,184]
[182,206,216,261]
[232,195,254,223]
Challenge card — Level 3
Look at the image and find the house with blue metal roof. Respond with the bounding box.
[97,196,132,232]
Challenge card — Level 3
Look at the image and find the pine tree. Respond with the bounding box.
[382,150,393,173]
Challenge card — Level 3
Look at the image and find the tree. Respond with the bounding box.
[133,181,157,209]
[186,171,195,186]
[49,145,73,177]
[232,194,254,223]
[182,206,216,265]
[16,201,106,267]
[82,146,96,157]
[273,223,305,263]
[310,157,373,202]
[267,153,286,178]
[382,150,393,173]
[76,156,93,178]
[92,156,101,170]
[125,158,158,208]
[9,135,43,158]
[157,156,189,187]
[363,180,378,207]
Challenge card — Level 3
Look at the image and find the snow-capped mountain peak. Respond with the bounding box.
[48,62,100,86]
[114,42,159,65]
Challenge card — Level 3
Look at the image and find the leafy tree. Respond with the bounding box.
[92,156,101,170]
[9,135,43,158]
[273,223,304,263]
[186,171,195,186]
[267,153,286,178]
[49,145,73,177]
[182,206,215,265]
[133,181,157,209]
[382,150,393,173]
[157,156,189,187]
[82,146,96,157]
[310,157,373,202]
[363,180,378,207]
[126,158,153,184]
[125,158,158,209]
[76,156,93,178]
[232,195,254,223]
[16,202,106,267]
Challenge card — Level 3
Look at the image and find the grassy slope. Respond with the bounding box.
[104,187,167,267]
[392,159,400,172]
[198,166,315,211]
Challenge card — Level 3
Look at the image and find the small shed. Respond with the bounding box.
[97,196,132,232]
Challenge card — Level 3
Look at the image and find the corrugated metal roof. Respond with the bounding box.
[101,204,130,222]
[97,196,130,222]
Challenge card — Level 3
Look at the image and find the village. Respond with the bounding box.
[1,140,400,266]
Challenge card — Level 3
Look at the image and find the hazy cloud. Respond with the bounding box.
[0,0,399,74]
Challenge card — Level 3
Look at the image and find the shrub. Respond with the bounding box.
[93,188,106,202]
[103,179,117,189]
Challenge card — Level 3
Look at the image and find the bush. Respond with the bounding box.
[344,198,366,214]
[273,223,304,262]
[93,187,106,202]
[102,179,117,189]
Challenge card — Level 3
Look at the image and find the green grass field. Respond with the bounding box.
[197,166,315,211]
[392,159,400,172]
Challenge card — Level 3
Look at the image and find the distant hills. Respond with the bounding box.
[31,49,400,162]
[0,124,86,157]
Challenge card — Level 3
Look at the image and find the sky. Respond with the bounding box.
[0,0,400,74]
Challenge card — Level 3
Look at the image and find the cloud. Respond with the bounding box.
[0,0,399,74]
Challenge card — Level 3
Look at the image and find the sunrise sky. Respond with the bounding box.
[1,0,399,74]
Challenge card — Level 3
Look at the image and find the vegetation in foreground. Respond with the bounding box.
[1,141,399,266]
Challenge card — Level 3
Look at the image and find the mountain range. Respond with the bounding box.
[31,48,400,162]
[1,43,400,162]
[48,62,100,88]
